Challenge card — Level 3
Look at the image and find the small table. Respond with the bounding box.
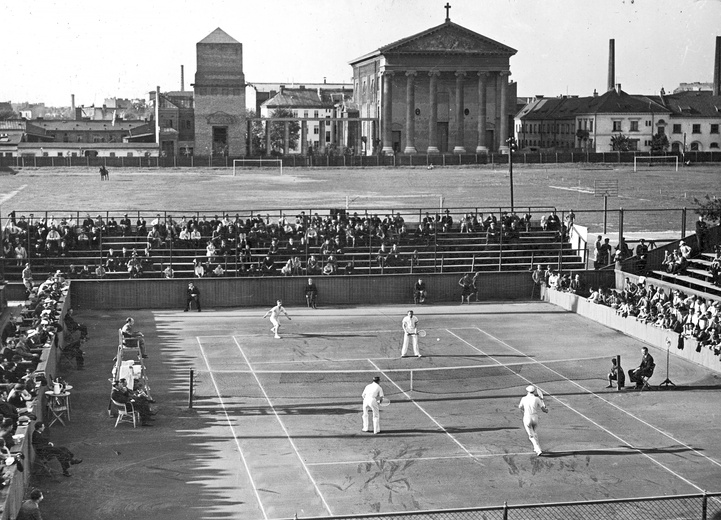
[45,391,71,427]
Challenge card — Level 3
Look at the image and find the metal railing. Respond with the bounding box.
[283,492,721,520]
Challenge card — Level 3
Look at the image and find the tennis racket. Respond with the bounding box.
[379,398,391,407]
[413,330,427,337]
[537,388,548,411]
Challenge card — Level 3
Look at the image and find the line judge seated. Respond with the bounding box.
[627,347,655,389]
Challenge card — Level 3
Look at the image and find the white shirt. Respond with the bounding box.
[518,394,545,418]
[362,382,384,403]
[402,315,418,335]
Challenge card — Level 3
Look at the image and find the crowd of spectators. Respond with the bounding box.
[2,208,577,279]
[586,276,721,359]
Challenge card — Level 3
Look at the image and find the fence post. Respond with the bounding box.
[502,500,508,520]
[618,208,624,248]
[681,207,687,239]
[702,491,708,520]
[188,369,194,409]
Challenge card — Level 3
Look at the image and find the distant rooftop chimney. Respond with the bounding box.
[608,39,616,92]
[181,65,185,92]
[714,36,721,96]
[323,77,326,84]
[593,89,598,97]
[615,83,622,94]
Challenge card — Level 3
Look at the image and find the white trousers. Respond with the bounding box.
[523,414,542,454]
[401,333,419,356]
[362,399,380,433]
[270,316,280,335]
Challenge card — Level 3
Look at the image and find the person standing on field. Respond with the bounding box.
[401,310,421,358]
[518,385,548,456]
[361,376,384,434]
[263,299,291,339]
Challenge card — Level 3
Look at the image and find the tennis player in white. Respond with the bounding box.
[362,376,384,434]
[401,310,421,358]
[518,385,548,455]
[262,299,291,339]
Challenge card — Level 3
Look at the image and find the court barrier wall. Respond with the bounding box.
[67,272,539,310]
[288,492,721,520]
[545,287,721,375]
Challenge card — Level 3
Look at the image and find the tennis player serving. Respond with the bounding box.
[263,299,291,339]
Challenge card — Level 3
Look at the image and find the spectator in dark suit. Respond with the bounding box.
[185,282,201,312]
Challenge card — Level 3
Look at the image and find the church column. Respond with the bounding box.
[427,71,440,154]
[476,72,488,154]
[283,122,290,155]
[404,71,417,154]
[453,71,466,154]
[494,72,501,151]
[301,120,308,156]
[381,71,394,154]
[265,120,272,155]
[498,71,510,153]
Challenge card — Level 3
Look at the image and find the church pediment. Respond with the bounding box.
[381,22,516,56]
[206,111,236,125]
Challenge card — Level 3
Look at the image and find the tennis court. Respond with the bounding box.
[182,302,721,519]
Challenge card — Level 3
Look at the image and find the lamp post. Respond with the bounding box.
[506,136,517,212]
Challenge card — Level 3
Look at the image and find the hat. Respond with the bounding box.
[526,385,536,393]
[373,376,380,383]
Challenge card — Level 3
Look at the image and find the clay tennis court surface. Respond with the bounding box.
[34,301,721,520]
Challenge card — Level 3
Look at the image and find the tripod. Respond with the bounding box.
[658,337,676,389]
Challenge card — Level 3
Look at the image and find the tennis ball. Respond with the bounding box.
[436,338,440,342]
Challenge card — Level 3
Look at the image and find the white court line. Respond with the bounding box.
[306,447,638,467]
[468,327,721,473]
[232,336,334,517]
[195,338,268,520]
[0,184,27,205]
[448,328,709,493]
[366,359,480,463]
[251,356,400,366]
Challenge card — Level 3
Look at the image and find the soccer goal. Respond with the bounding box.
[633,156,678,172]
[232,158,283,176]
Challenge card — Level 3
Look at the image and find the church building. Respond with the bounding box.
[349,7,517,154]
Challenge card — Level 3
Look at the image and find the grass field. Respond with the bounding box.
[1,163,718,236]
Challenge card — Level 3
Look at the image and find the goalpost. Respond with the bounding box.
[344,194,444,211]
[232,158,283,176]
[633,156,678,172]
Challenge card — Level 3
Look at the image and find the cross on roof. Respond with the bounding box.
[445,2,451,22]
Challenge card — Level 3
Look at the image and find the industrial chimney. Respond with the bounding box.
[181,65,185,92]
[71,94,75,113]
[713,36,720,96]
[607,39,615,92]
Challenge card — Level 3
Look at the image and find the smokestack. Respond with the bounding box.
[71,94,75,115]
[714,36,721,96]
[607,39,615,92]
[155,86,161,146]
[181,65,185,92]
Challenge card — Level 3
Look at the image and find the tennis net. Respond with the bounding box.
[191,355,614,402]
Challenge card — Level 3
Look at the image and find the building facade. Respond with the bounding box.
[350,14,517,155]
[192,28,247,157]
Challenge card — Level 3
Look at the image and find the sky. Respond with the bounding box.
[2,0,721,108]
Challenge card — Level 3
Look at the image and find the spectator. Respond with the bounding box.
[414,278,427,304]
[695,216,708,251]
[305,278,318,309]
[628,347,655,389]
[16,489,44,519]
[111,379,154,426]
[32,422,81,477]
[606,357,625,389]
[459,273,474,304]
[185,282,201,312]
[679,241,692,260]
[121,317,148,358]
[599,238,613,266]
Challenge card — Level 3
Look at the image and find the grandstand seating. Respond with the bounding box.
[651,252,721,297]
[1,213,586,280]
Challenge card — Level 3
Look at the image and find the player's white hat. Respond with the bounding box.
[525,385,536,393]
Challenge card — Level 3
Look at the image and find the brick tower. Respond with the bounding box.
[193,28,246,157]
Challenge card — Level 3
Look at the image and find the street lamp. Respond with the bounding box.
[506,136,517,212]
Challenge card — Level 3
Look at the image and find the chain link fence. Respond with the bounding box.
[292,492,721,520]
